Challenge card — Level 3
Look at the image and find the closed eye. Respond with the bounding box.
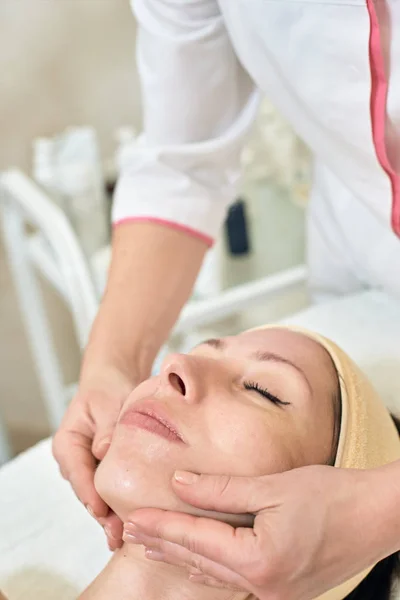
[244,381,291,406]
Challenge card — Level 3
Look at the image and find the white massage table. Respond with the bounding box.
[1,290,400,600]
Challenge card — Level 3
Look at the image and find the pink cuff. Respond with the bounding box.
[112,216,214,247]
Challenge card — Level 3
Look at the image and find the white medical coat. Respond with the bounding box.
[113,0,400,299]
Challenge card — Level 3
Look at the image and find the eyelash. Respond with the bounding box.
[244,381,290,406]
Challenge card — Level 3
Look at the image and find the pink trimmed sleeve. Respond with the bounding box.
[112,0,260,243]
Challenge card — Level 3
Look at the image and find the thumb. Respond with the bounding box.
[92,411,119,460]
[172,471,274,514]
[92,434,112,461]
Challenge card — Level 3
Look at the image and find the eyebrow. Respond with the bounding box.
[202,338,224,349]
[201,338,312,393]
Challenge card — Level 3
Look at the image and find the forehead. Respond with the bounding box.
[236,327,321,353]
[234,328,337,380]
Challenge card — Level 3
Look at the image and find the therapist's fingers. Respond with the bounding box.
[171,471,269,514]
[52,427,109,519]
[124,524,247,589]
[53,376,129,518]
[54,418,124,550]
[101,510,124,551]
[126,508,258,572]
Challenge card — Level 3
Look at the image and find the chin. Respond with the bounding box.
[94,445,189,522]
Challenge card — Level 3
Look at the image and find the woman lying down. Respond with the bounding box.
[2,325,400,600]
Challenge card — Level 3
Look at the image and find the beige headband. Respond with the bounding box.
[251,325,400,599]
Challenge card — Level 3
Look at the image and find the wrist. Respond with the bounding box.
[362,461,400,559]
[81,307,155,386]
[77,356,144,407]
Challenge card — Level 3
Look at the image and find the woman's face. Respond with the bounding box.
[95,328,338,523]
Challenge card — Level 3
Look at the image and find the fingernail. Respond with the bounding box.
[86,505,95,519]
[145,549,164,561]
[124,521,139,536]
[104,525,118,541]
[123,532,141,544]
[174,470,199,484]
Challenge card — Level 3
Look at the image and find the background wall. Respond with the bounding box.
[0,0,140,442]
[0,0,140,170]
[0,0,307,451]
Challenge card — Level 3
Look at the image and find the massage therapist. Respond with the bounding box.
[53,2,400,598]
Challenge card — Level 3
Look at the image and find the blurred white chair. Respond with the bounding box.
[0,169,307,462]
[0,171,98,433]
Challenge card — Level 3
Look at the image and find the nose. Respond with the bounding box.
[159,353,202,404]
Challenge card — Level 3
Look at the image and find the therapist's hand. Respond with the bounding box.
[52,221,208,552]
[52,365,135,550]
[123,465,392,600]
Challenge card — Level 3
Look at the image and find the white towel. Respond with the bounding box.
[1,289,400,599]
[0,438,109,599]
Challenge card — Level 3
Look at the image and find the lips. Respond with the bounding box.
[119,400,185,444]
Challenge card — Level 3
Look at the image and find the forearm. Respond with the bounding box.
[81,221,208,383]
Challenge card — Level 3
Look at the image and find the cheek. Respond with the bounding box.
[207,410,295,476]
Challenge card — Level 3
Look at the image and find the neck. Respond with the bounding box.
[79,543,252,600]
